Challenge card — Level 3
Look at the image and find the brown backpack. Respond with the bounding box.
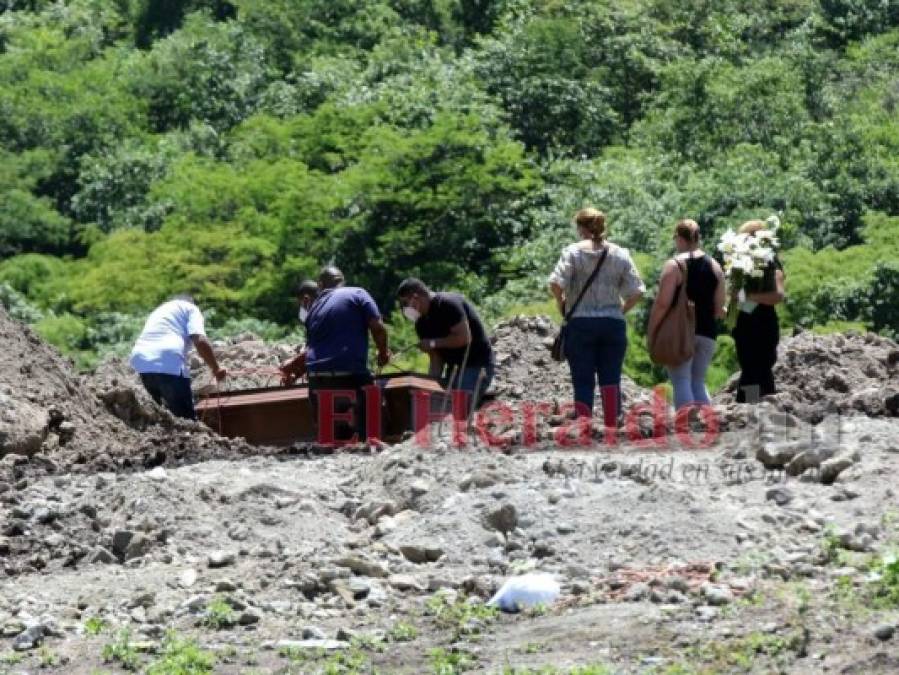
[648,258,695,367]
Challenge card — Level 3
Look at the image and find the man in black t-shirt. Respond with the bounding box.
[397,278,494,411]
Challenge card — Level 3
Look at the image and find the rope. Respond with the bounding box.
[196,366,292,435]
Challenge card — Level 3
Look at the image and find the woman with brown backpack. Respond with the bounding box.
[647,219,726,410]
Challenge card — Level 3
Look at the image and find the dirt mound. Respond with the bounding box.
[716,330,899,423]
[0,306,132,463]
[490,315,649,408]
[0,307,255,476]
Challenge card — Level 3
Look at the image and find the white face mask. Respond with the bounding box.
[298,307,308,323]
[402,305,420,322]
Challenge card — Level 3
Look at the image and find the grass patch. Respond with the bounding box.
[689,629,806,671]
[101,628,141,671]
[278,645,371,674]
[430,647,477,674]
[500,665,615,675]
[38,646,59,667]
[425,593,498,641]
[144,632,215,675]
[0,651,23,665]
[871,552,899,608]
[202,596,236,630]
[83,616,107,636]
[386,621,419,642]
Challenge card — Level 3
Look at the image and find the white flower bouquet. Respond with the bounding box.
[717,216,781,329]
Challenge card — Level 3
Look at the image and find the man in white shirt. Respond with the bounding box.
[129,295,226,419]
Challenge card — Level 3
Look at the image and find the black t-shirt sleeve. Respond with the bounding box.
[438,295,466,327]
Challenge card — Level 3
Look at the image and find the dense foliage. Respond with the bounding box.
[0,0,897,381]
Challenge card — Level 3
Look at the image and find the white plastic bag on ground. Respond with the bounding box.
[487,573,561,612]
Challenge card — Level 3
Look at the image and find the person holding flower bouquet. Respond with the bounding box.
[719,219,786,402]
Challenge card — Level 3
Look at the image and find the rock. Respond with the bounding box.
[533,541,555,558]
[302,626,327,640]
[399,543,444,564]
[33,506,57,524]
[208,550,237,568]
[335,627,357,642]
[128,591,156,609]
[347,578,371,600]
[700,583,733,606]
[354,500,398,525]
[570,581,590,595]
[215,579,238,592]
[765,486,794,506]
[147,466,168,481]
[111,529,136,557]
[757,441,807,468]
[275,639,346,651]
[666,576,690,593]
[179,569,198,588]
[873,624,895,641]
[88,546,117,565]
[409,479,430,497]
[238,609,261,625]
[696,606,719,622]
[459,471,501,491]
[388,574,426,592]
[785,447,837,476]
[623,582,650,602]
[819,456,855,485]
[485,503,518,533]
[483,531,506,548]
[12,624,44,651]
[556,522,576,535]
[0,400,49,457]
[335,556,389,578]
[124,533,153,560]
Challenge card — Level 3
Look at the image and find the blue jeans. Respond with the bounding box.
[667,335,716,410]
[564,317,627,426]
[140,373,196,420]
[441,360,495,418]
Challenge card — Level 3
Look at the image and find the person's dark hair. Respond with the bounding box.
[396,277,430,299]
[318,266,344,289]
[293,279,318,297]
[171,293,196,304]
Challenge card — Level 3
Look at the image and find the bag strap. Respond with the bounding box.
[659,258,689,324]
[563,246,609,324]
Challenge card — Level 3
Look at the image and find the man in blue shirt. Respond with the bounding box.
[280,267,389,442]
[130,295,226,419]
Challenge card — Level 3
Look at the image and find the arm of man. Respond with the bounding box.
[427,351,444,378]
[422,319,471,351]
[279,349,307,385]
[646,260,679,338]
[368,317,390,367]
[748,268,785,306]
[191,335,226,381]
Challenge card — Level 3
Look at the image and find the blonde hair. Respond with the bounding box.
[674,218,700,244]
[574,208,606,241]
[739,220,766,235]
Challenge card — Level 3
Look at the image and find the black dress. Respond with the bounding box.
[732,258,783,403]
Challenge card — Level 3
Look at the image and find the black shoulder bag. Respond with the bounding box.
[550,246,609,362]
